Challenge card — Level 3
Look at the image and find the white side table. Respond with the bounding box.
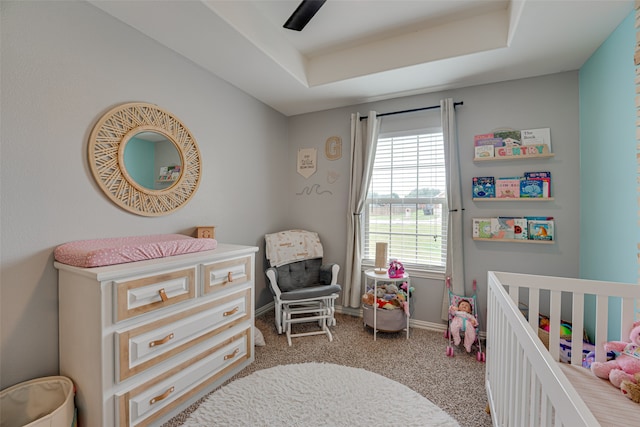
[364,269,410,340]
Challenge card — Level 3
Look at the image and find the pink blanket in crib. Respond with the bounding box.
[54,234,217,268]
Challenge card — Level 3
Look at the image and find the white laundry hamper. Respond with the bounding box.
[1,376,76,427]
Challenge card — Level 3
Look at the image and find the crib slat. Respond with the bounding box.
[595,294,608,363]
[529,288,540,332]
[622,297,635,338]
[548,290,562,361]
[571,292,585,366]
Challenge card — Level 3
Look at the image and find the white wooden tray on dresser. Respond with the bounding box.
[55,243,258,427]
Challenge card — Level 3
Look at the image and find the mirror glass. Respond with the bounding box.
[123,131,182,190]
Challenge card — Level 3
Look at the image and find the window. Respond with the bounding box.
[364,130,448,271]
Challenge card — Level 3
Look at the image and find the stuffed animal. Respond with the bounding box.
[621,372,640,403]
[591,320,640,388]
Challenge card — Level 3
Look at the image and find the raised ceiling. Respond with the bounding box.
[89,0,633,116]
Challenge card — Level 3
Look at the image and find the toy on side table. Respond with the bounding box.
[591,320,640,389]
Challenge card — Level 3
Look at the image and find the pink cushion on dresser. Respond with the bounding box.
[54,234,217,268]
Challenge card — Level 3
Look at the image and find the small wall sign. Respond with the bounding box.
[297,148,317,178]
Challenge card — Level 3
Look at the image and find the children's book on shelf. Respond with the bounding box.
[522,128,551,152]
[513,218,528,240]
[474,137,504,147]
[472,218,493,239]
[474,145,494,158]
[474,133,496,144]
[493,130,522,146]
[524,171,551,197]
[472,176,495,198]
[528,219,554,241]
[520,179,545,198]
[495,177,522,198]
[491,217,515,239]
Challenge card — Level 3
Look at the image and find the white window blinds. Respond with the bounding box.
[364,131,448,270]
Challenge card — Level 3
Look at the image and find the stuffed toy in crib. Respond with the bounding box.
[621,372,640,403]
[449,300,478,353]
[591,320,640,388]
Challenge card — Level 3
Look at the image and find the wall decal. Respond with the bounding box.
[327,170,340,184]
[297,148,317,178]
[325,136,342,160]
[296,183,333,196]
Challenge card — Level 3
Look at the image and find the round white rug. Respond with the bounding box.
[182,362,460,426]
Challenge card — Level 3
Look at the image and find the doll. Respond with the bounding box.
[449,300,478,352]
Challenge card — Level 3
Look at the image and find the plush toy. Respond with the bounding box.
[362,293,375,306]
[621,372,640,403]
[591,320,640,388]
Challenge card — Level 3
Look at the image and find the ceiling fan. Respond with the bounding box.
[283,0,327,31]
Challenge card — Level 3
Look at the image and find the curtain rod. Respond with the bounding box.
[359,101,463,121]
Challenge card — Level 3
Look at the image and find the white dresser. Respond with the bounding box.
[55,243,258,426]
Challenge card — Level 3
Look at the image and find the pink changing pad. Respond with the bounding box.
[54,234,218,268]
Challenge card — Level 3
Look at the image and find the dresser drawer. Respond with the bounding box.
[115,267,196,322]
[202,256,251,295]
[116,288,251,382]
[117,327,251,427]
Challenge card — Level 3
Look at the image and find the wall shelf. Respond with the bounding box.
[472,237,554,244]
[474,153,554,162]
[472,197,554,202]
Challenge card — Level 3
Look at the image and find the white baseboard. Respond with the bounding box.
[257,302,486,339]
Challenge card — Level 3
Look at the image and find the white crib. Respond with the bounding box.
[486,271,640,426]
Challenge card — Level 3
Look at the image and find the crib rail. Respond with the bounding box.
[486,271,640,427]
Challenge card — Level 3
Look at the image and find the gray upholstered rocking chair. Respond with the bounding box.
[264,230,341,346]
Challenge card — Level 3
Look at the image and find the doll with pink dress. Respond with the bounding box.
[449,300,478,352]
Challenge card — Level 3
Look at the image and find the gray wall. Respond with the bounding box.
[1,1,581,388]
[0,1,290,388]
[288,72,580,328]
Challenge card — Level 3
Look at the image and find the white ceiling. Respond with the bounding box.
[89,0,634,116]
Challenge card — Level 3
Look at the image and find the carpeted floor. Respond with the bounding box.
[164,311,493,427]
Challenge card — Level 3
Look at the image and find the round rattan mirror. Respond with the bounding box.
[88,102,201,216]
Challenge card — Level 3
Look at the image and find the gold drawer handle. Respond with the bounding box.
[150,386,174,405]
[158,288,168,302]
[222,271,233,284]
[149,333,174,348]
[224,348,240,360]
[223,307,239,317]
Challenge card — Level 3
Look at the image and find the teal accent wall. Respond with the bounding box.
[579,11,636,339]
[123,136,155,189]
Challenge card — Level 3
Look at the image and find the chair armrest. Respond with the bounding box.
[265,267,282,297]
[320,263,340,285]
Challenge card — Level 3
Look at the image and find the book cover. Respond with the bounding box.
[473,218,493,239]
[513,218,528,240]
[495,177,522,198]
[524,171,551,197]
[472,176,495,198]
[522,128,551,152]
[528,220,554,240]
[494,130,522,146]
[474,145,494,159]
[474,137,504,147]
[474,133,495,145]
[492,217,515,239]
[520,179,545,198]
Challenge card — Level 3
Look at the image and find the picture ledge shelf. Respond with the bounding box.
[472,197,554,202]
[473,153,555,162]
[472,238,554,244]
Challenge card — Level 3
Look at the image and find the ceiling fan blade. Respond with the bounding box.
[283,0,326,31]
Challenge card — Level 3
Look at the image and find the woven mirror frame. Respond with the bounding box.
[88,102,202,216]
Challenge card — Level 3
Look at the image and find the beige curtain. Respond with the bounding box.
[441,98,466,319]
[344,111,381,308]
